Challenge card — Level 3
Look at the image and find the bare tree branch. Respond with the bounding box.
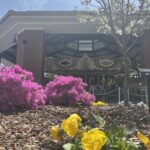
[125,0,145,47]
[106,0,124,49]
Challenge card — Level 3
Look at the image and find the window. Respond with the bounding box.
[78,40,93,51]
[67,40,105,51]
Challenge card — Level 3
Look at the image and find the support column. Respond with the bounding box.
[140,30,150,113]
[16,30,44,84]
[141,30,150,68]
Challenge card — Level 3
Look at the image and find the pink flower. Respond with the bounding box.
[45,75,95,106]
[0,65,46,111]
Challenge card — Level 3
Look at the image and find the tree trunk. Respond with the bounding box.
[123,51,129,106]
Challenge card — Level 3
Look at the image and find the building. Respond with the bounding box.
[0,10,150,102]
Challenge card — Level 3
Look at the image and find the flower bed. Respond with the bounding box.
[51,113,150,150]
[0,105,149,149]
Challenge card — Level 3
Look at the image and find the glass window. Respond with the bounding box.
[78,40,93,51]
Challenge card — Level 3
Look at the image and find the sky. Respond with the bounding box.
[0,0,84,18]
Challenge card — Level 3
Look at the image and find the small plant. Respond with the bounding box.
[0,65,46,111]
[50,113,146,150]
[45,75,95,106]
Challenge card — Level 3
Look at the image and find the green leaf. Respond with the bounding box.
[63,143,76,150]
[92,113,106,128]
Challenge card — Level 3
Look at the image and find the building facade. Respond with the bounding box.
[0,10,150,102]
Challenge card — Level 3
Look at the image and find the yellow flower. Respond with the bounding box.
[50,126,62,141]
[81,128,107,150]
[61,114,82,137]
[137,131,150,150]
[61,114,81,137]
[61,117,78,137]
[69,114,82,122]
[92,101,106,107]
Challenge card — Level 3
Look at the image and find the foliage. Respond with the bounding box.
[92,113,106,128]
[45,75,95,106]
[0,65,46,111]
[105,124,138,150]
[50,113,146,150]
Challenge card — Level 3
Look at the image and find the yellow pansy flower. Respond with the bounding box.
[137,131,150,150]
[50,125,62,141]
[61,114,81,137]
[61,117,78,137]
[81,128,107,150]
[69,114,82,122]
[92,101,106,107]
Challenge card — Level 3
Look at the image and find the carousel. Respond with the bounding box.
[44,34,142,102]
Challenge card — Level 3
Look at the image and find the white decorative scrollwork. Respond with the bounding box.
[99,59,114,67]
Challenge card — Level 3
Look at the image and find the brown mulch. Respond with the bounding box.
[0,105,150,150]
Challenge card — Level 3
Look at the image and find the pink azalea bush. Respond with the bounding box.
[45,75,95,106]
[0,65,46,111]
